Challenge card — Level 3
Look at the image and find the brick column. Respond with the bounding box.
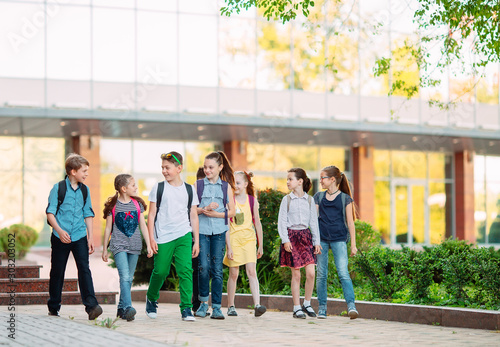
[454,150,475,242]
[223,140,248,171]
[69,135,102,247]
[351,146,375,224]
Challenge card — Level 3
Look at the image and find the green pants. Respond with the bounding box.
[147,232,193,311]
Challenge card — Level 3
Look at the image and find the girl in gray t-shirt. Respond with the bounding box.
[102,174,153,322]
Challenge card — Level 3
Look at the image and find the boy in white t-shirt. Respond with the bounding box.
[145,151,200,321]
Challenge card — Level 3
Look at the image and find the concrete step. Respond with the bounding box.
[0,278,78,293]
[0,265,42,278]
[0,291,117,305]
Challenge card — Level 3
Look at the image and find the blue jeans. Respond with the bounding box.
[198,232,226,307]
[114,251,139,310]
[316,240,355,309]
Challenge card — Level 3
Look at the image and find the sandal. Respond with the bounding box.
[302,304,317,318]
[293,309,306,319]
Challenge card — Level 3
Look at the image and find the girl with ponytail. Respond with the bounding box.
[223,171,266,317]
[314,165,358,320]
[195,151,236,320]
[277,168,321,319]
[102,174,153,322]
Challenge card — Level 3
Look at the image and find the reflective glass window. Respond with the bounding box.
[291,21,325,92]
[219,17,256,88]
[319,147,346,172]
[179,14,217,86]
[374,150,390,177]
[0,3,45,78]
[47,6,91,80]
[93,8,135,82]
[392,151,426,178]
[257,21,291,90]
[0,137,22,229]
[374,180,390,244]
[247,143,275,172]
[429,182,447,244]
[137,11,177,85]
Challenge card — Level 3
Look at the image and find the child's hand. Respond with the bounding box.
[192,242,199,258]
[227,247,234,260]
[202,209,218,218]
[314,244,322,255]
[146,246,153,258]
[350,245,358,257]
[207,202,219,210]
[59,230,71,244]
[102,251,108,262]
[88,238,95,254]
[150,239,158,254]
[257,245,263,259]
[284,242,292,252]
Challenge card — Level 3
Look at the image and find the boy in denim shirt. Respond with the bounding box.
[46,153,102,320]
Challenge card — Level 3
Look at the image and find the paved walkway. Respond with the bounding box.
[3,249,499,346]
[3,303,500,346]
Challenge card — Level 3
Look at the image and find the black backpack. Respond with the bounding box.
[46,179,88,227]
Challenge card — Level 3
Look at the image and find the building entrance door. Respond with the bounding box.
[391,180,428,245]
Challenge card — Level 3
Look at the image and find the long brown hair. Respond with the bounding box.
[288,167,312,193]
[235,171,255,197]
[322,165,358,221]
[103,174,147,219]
[205,151,235,190]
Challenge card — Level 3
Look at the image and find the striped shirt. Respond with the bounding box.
[109,199,145,255]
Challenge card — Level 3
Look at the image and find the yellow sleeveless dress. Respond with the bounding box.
[223,195,257,267]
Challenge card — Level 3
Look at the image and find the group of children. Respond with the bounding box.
[45,151,358,322]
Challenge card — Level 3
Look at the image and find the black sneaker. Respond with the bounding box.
[88,305,103,320]
[117,308,124,319]
[181,308,196,321]
[48,310,59,317]
[146,297,158,319]
[254,304,267,317]
[123,306,137,321]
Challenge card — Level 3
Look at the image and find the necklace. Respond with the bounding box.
[326,189,339,196]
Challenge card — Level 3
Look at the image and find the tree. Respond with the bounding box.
[221,0,500,106]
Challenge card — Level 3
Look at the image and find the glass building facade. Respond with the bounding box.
[0,0,499,247]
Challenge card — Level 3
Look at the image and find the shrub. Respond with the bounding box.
[437,239,475,305]
[467,247,500,309]
[354,220,381,253]
[401,245,435,302]
[0,224,39,259]
[352,246,406,300]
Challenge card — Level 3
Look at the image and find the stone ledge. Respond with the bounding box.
[131,290,500,331]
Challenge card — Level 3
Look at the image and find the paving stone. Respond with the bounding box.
[4,303,499,347]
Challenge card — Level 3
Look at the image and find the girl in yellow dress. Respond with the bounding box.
[223,171,266,317]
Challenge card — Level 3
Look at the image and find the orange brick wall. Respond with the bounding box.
[352,146,375,224]
[223,140,248,171]
[454,150,475,242]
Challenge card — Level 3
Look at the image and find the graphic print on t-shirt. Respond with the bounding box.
[115,210,139,237]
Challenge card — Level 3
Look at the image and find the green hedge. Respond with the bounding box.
[352,239,500,309]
